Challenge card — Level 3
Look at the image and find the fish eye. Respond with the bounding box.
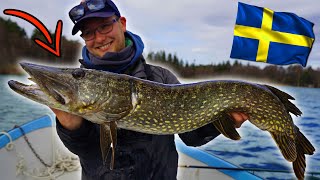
[72,69,85,79]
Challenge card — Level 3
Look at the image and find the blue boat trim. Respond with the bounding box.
[0,115,53,149]
[1,115,261,179]
[175,140,262,180]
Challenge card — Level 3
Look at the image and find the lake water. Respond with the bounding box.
[0,75,319,179]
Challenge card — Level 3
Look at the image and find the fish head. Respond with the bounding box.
[8,62,117,116]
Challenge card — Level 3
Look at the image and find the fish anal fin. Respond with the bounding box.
[270,132,297,162]
[212,114,241,140]
[295,126,315,155]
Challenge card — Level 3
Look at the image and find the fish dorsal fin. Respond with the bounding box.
[212,113,241,140]
[100,122,118,170]
[270,132,297,162]
[263,85,302,116]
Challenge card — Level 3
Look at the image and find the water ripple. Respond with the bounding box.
[243,146,277,152]
[300,123,320,128]
[207,150,258,158]
[301,117,317,121]
[240,162,291,170]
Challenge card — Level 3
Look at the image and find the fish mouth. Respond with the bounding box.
[8,80,48,101]
[8,63,71,106]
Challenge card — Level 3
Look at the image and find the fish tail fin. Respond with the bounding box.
[293,144,306,180]
[264,85,302,116]
[293,126,315,180]
[212,113,241,140]
[270,132,297,162]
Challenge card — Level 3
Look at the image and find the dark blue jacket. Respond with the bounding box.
[56,31,220,180]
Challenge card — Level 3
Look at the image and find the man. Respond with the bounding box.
[52,0,249,179]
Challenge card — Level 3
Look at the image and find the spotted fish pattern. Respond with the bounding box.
[118,81,291,135]
[8,63,315,180]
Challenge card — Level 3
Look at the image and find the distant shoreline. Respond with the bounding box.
[0,65,24,75]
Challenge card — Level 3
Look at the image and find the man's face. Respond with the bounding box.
[80,16,127,58]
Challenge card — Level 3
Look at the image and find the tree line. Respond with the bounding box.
[0,17,81,74]
[1,17,319,88]
[147,50,320,88]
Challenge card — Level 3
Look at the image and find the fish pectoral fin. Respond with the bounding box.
[109,121,117,170]
[212,114,241,140]
[270,132,297,162]
[100,123,111,166]
[100,121,118,170]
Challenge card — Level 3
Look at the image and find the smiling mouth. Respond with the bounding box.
[97,42,112,50]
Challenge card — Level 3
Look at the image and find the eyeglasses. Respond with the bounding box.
[80,17,119,41]
[69,0,107,23]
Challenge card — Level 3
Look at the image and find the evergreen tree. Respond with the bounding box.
[167,53,173,64]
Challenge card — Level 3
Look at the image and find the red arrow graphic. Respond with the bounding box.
[3,9,62,57]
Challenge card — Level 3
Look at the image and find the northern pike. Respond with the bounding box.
[8,62,315,180]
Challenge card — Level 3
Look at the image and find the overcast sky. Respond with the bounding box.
[0,0,319,68]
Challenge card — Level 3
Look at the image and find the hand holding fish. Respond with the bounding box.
[230,112,249,128]
[51,108,83,130]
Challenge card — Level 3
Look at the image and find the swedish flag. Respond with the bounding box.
[230,2,315,67]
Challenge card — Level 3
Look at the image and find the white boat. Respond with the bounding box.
[0,115,261,180]
[0,115,81,180]
[176,140,261,180]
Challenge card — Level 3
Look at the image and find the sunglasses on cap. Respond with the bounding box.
[69,0,118,23]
